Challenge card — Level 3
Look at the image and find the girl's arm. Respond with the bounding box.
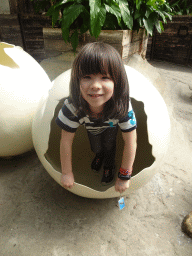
[60,129,75,189]
[115,129,137,193]
[121,129,137,170]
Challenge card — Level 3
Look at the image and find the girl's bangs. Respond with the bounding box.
[78,50,110,78]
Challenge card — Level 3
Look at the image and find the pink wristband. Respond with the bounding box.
[119,167,132,176]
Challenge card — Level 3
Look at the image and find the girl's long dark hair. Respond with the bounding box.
[69,42,129,120]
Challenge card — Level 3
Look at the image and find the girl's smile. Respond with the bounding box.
[88,94,103,98]
[80,73,114,114]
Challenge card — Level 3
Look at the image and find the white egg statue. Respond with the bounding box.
[0,42,52,157]
[32,65,171,199]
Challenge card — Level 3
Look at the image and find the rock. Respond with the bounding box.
[181,211,192,238]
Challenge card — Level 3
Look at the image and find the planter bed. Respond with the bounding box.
[43,28,149,63]
[1,14,151,63]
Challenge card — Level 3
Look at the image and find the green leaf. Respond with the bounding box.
[159,21,164,32]
[80,23,89,34]
[89,0,101,19]
[71,29,79,52]
[89,0,106,38]
[104,2,121,24]
[154,19,161,33]
[138,17,143,27]
[164,3,172,12]
[104,13,120,29]
[145,9,152,19]
[51,8,60,27]
[156,10,166,23]
[54,0,70,8]
[61,26,70,42]
[105,0,113,5]
[54,0,79,8]
[143,17,154,35]
[163,12,172,21]
[146,0,156,6]
[171,0,180,7]
[134,9,141,19]
[46,5,55,16]
[80,9,90,34]
[62,4,85,28]
[117,0,133,29]
[136,0,142,10]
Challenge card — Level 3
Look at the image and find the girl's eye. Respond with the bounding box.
[102,76,110,80]
[83,75,91,79]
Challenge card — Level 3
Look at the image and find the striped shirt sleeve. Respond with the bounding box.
[118,101,137,132]
[55,99,80,133]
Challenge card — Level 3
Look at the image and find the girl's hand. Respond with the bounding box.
[115,178,130,194]
[61,173,75,189]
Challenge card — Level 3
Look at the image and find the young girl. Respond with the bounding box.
[56,42,137,194]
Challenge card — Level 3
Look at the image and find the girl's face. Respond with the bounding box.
[80,73,114,114]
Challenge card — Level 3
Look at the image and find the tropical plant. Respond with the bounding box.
[31,0,173,51]
[168,0,192,15]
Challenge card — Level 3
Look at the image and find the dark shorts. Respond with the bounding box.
[87,126,118,168]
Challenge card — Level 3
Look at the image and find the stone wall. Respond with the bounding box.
[151,15,192,66]
[0,14,23,48]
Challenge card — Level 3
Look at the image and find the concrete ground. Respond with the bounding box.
[0,54,192,256]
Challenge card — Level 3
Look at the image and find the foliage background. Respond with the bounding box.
[31,0,190,51]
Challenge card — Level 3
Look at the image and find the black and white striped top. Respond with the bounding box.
[56,98,137,135]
